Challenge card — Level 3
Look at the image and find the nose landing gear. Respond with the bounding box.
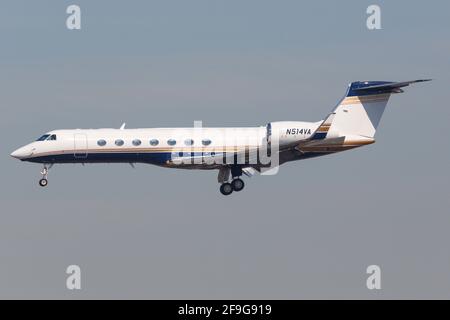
[39,164,52,187]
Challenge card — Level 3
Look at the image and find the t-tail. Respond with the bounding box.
[311,79,431,140]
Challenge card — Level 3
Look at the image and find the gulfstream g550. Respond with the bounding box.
[11,80,430,195]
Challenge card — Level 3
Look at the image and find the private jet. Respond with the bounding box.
[10,80,430,195]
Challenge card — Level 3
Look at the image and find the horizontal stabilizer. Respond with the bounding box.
[348,79,431,96]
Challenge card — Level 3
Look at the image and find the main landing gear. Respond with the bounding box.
[39,164,52,187]
[218,166,245,196]
[231,178,244,191]
[220,182,233,196]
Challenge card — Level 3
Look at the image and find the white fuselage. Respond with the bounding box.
[10,121,323,169]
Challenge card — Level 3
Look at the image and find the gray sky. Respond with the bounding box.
[1,0,449,299]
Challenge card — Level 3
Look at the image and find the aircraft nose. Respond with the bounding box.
[10,146,33,159]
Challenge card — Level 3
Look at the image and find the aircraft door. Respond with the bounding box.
[74,134,88,159]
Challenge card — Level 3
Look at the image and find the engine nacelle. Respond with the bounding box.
[266,121,319,148]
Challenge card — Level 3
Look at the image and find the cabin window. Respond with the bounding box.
[132,139,141,146]
[36,134,50,141]
[184,139,194,146]
[167,139,176,146]
[97,139,107,146]
[150,139,159,146]
[115,139,124,146]
[202,139,211,146]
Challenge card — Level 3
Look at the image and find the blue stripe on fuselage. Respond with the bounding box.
[310,132,327,140]
[25,152,173,164]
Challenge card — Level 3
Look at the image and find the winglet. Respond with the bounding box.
[119,123,126,130]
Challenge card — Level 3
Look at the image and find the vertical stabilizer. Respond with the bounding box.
[326,80,430,138]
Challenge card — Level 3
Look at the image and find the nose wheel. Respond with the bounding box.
[39,178,48,187]
[39,164,52,187]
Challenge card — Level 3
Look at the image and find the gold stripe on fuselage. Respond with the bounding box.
[300,139,374,152]
[29,146,261,158]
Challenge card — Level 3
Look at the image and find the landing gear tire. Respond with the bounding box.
[39,164,52,187]
[231,178,245,192]
[39,178,48,187]
[220,183,233,196]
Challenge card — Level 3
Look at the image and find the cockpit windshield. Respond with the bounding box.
[36,134,50,141]
[36,134,56,141]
